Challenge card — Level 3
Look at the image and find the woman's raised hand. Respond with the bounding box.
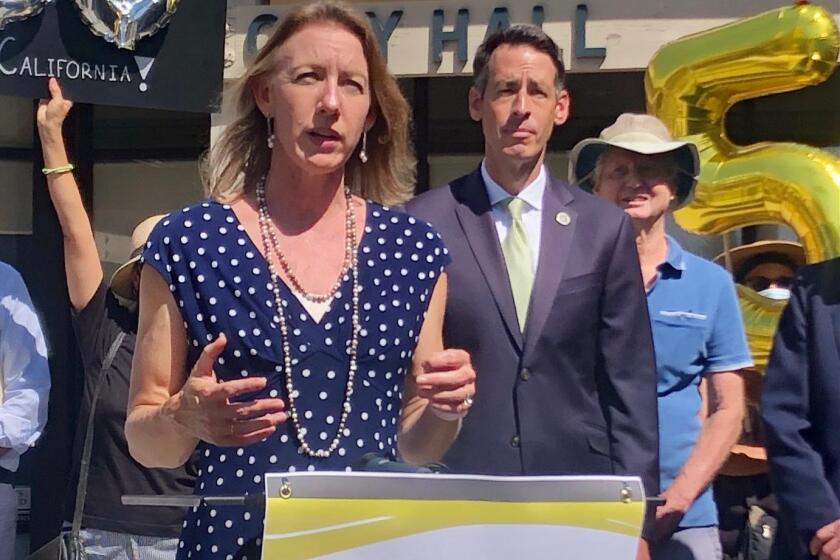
[37,77,73,138]
[168,333,287,447]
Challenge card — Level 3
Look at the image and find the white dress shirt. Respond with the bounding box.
[0,261,50,472]
[481,159,546,274]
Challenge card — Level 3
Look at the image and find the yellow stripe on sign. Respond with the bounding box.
[262,498,644,559]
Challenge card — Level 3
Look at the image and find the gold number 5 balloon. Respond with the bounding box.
[646,2,840,368]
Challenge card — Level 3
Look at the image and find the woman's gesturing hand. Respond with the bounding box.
[415,349,476,421]
[167,334,287,447]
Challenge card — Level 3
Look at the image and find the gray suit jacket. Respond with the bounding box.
[406,167,659,501]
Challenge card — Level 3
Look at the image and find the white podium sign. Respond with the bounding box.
[262,472,645,559]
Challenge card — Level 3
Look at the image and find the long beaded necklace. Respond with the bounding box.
[260,193,353,304]
[255,178,361,458]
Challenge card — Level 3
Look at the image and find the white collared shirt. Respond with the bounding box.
[0,262,50,472]
[481,159,546,274]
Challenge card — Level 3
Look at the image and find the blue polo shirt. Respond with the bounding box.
[648,236,753,528]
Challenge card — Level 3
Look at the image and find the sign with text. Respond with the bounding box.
[0,0,226,112]
[262,472,645,559]
[226,1,840,79]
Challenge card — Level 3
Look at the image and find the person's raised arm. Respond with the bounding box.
[36,78,102,312]
[126,264,286,468]
[398,273,475,465]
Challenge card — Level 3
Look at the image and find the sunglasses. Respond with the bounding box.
[743,275,794,292]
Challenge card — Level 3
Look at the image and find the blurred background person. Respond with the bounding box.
[727,241,802,301]
[125,3,474,559]
[712,240,804,560]
[36,78,194,559]
[573,113,752,560]
[0,261,50,560]
[761,256,840,560]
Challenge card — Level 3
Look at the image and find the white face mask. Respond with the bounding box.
[759,287,791,301]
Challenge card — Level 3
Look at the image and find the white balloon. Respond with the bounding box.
[74,0,180,50]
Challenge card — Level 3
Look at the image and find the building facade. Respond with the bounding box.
[1,0,837,551]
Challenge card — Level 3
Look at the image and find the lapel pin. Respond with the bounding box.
[555,212,571,226]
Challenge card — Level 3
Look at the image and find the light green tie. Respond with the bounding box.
[499,197,533,331]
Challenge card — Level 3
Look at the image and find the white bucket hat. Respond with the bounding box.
[109,215,164,301]
[569,113,700,208]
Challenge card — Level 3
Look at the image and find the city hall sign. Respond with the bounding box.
[227,1,832,79]
[226,2,610,78]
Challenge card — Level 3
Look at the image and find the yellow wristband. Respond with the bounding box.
[42,163,75,176]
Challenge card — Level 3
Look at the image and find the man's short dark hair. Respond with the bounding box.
[472,24,565,95]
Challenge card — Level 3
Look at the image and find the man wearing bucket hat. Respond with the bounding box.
[573,113,752,560]
[407,26,660,556]
[37,78,192,558]
[711,240,804,559]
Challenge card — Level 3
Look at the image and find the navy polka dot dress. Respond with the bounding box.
[141,199,450,559]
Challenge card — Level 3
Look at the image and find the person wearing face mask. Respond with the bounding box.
[710,240,804,560]
[730,243,803,302]
[571,113,752,560]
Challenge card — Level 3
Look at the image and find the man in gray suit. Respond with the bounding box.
[406,24,659,552]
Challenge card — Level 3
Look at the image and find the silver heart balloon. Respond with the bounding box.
[0,0,53,31]
[74,0,180,51]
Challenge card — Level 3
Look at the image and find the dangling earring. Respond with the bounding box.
[266,116,275,149]
[358,131,368,163]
